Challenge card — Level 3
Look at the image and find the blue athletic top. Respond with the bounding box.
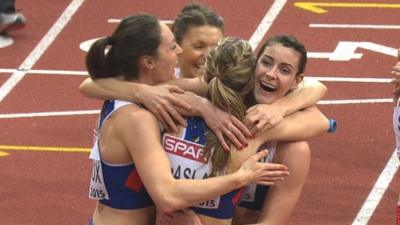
[88,100,154,210]
[162,116,243,219]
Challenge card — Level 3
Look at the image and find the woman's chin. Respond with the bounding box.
[255,94,275,104]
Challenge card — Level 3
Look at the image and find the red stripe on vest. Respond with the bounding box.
[232,187,246,205]
[124,170,144,192]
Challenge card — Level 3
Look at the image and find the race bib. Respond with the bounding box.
[163,134,220,209]
[88,160,109,200]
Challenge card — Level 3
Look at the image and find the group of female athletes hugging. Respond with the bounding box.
[79,3,336,225]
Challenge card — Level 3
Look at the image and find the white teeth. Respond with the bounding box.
[260,81,276,92]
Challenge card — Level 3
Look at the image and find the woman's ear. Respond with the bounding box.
[290,73,304,90]
[140,55,155,70]
[295,73,304,85]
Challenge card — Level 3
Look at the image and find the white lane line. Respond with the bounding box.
[0,110,99,119]
[310,23,400,30]
[0,98,393,120]
[108,18,174,24]
[249,0,287,49]
[318,98,392,105]
[0,68,88,76]
[311,77,391,83]
[0,68,393,83]
[351,150,400,225]
[0,0,85,102]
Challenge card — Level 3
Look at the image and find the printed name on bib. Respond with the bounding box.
[89,160,109,200]
[163,134,207,163]
[171,164,209,179]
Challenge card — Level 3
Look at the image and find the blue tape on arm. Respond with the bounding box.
[327,119,337,133]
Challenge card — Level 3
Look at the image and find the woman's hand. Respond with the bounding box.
[238,150,289,186]
[160,91,252,151]
[245,104,285,136]
[201,101,252,151]
[158,209,203,225]
[138,84,191,132]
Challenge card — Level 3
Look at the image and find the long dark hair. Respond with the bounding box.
[86,14,161,81]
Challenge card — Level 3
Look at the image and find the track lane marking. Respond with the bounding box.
[295,2,400,14]
[351,149,399,225]
[0,151,9,156]
[0,145,90,153]
[318,98,392,105]
[0,145,90,158]
[0,110,99,119]
[0,99,392,120]
[0,68,393,83]
[310,23,400,30]
[249,0,288,49]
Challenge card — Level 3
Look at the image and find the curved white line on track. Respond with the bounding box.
[0,0,86,102]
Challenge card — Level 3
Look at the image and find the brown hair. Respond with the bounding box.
[172,2,224,44]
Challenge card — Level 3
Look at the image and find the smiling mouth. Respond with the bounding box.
[260,81,276,92]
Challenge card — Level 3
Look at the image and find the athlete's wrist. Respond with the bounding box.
[232,168,251,187]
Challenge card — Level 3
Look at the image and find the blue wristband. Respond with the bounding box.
[327,119,337,133]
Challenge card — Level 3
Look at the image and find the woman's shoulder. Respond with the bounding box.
[112,104,158,128]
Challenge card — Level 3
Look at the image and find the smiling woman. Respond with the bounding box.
[253,35,306,104]
[172,3,224,78]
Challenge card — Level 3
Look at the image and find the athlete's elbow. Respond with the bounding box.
[154,195,183,213]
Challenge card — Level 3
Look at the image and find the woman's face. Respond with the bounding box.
[178,25,223,78]
[253,43,303,104]
[152,22,182,83]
